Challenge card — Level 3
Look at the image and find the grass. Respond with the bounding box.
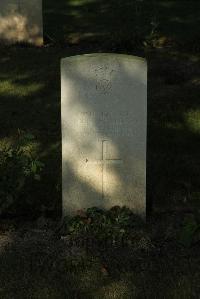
[0,0,200,297]
[0,212,200,298]
[43,0,200,46]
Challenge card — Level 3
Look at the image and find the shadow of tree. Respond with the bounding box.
[43,0,200,50]
[0,47,63,218]
[0,224,199,298]
[43,0,157,47]
[147,50,200,212]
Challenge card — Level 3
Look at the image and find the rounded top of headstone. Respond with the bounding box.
[61,53,147,65]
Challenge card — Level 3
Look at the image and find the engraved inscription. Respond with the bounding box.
[78,111,137,137]
[79,111,134,123]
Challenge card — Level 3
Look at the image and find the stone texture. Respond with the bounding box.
[0,0,43,45]
[61,53,147,218]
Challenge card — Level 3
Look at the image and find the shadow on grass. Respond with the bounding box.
[0,224,199,298]
[147,50,200,212]
[43,0,200,50]
[0,47,63,218]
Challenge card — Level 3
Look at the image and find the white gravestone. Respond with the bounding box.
[61,53,147,218]
[0,0,43,45]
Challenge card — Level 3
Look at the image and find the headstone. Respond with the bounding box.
[61,53,147,218]
[0,0,43,45]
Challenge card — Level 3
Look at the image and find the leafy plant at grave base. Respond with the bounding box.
[0,129,44,214]
[59,206,146,246]
[178,214,200,248]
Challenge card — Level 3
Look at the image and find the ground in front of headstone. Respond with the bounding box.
[0,214,199,299]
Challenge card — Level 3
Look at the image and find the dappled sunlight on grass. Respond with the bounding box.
[43,0,200,47]
[0,46,63,216]
[0,134,40,152]
[190,77,200,86]
[0,79,44,97]
[0,130,43,215]
[95,278,138,299]
[0,223,199,299]
[158,1,174,8]
[184,110,200,134]
[168,12,200,26]
[68,0,96,6]
[0,136,13,148]
[163,122,183,131]
[0,233,13,254]
[67,31,98,44]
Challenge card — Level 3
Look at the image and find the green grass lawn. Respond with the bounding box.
[0,0,200,297]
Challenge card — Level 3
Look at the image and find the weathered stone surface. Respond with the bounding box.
[0,0,43,45]
[61,53,147,218]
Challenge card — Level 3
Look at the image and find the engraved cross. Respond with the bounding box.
[85,140,123,199]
